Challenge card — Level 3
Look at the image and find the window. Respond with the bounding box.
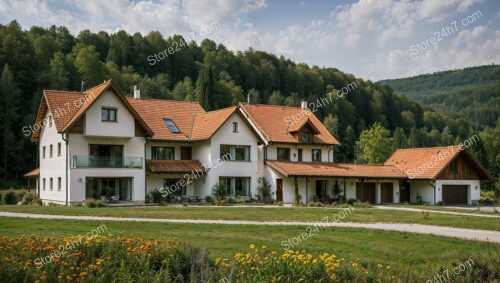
[220,145,250,161]
[277,148,290,161]
[298,148,303,161]
[57,177,61,191]
[220,177,250,196]
[89,144,123,167]
[42,146,46,159]
[163,118,180,133]
[101,108,117,122]
[49,178,53,191]
[449,160,457,173]
[152,147,174,160]
[42,178,46,191]
[163,179,187,196]
[300,132,311,142]
[49,145,53,158]
[57,143,61,156]
[48,115,52,127]
[312,149,322,162]
[232,122,238,133]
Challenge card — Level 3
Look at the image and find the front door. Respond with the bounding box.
[276,179,283,202]
[315,180,327,200]
[380,183,393,203]
[399,181,410,203]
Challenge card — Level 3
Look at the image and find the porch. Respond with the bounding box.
[267,161,407,204]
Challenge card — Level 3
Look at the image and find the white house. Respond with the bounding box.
[26,80,493,205]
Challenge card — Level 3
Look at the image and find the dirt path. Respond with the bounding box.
[1,211,499,243]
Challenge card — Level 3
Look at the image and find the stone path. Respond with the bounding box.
[1,211,499,243]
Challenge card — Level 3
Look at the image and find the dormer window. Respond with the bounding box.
[300,132,310,142]
[163,119,180,133]
[102,108,117,122]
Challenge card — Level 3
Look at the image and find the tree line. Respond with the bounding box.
[0,20,497,189]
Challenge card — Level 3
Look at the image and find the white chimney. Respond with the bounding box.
[133,85,141,99]
[301,100,308,110]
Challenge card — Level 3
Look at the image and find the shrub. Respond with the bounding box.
[211,183,229,201]
[47,202,60,206]
[204,195,214,204]
[85,199,97,208]
[3,191,18,204]
[347,198,358,205]
[236,197,245,204]
[225,196,235,204]
[95,200,105,207]
[274,201,283,206]
[148,189,164,203]
[256,177,271,202]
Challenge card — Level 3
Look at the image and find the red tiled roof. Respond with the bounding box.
[127,98,205,141]
[62,81,153,135]
[385,146,494,180]
[190,107,237,140]
[267,161,406,179]
[239,103,339,145]
[24,168,40,177]
[146,160,207,174]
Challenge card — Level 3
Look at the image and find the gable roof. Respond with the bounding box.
[126,98,205,141]
[62,80,152,136]
[385,146,493,181]
[32,90,85,141]
[267,161,406,179]
[239,103,339,145]
[190,106,238,140]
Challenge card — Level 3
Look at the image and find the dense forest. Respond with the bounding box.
[0,20,497,189]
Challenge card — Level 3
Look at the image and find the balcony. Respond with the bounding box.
[72,156,143,169]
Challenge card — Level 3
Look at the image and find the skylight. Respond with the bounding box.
[163,118,180,133]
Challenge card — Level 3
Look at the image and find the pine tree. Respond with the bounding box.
[197,66,216,111]
[0,65,21,184]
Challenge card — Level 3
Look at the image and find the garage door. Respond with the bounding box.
[356,182,376,203]
[442,185,468,205]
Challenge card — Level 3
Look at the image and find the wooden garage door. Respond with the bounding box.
[381,183,393,203]
[356,182,376,203]
[442,185,468,205]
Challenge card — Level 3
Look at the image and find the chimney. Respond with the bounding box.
[247,93,253,105]
[301,100,308,110]
[133,85,141,99]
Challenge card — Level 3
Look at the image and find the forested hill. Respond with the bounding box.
[0,20,498,187]
[380,65,500,130]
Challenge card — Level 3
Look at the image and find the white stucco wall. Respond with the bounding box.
[39,112,67,204]
[266,144,333,162]
[410,180,435,204]
[203,113,259,199]
[84,90,135,138]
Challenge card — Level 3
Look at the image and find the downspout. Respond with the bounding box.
[36,144,40,197]
[61,133,69,206]
[328,146,334,162]
[144,138,150,203]
[428,180,436,205]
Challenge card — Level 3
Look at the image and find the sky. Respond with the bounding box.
[0,0,498,80]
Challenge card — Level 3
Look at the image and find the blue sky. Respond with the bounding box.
[0,0,498,80]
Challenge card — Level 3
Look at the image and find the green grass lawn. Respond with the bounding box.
[1,205,499,231]
[387,204,499,214]
[0,216,498,275]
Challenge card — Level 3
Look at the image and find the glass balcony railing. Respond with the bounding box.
[72,156,143,168]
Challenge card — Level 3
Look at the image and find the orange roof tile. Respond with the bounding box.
[62,81,153,136]
[385,146,493,180]
[146,160,207,174]
[267,161,406,179]
[127,98,205,140]
[24,168,40,177]
[239,103,339,145]
[190,107,237,140]
[32,90,85,141]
